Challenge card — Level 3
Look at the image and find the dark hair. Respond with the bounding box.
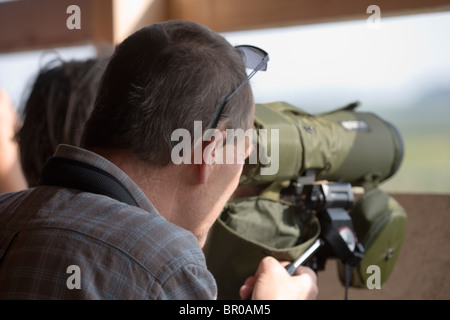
[17,56,109,187]
[82,20,254,166]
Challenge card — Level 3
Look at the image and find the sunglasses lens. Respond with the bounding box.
[210,45,269,129]
[237,46,268,71]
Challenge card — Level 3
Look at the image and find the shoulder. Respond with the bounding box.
[100,202,217,299]
[58,191,217,299]
[0,188,217,299]
[47,190,208,271]
[78,199,217,299]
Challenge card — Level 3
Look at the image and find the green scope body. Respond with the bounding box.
[240,101,404,188]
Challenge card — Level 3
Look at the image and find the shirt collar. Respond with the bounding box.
[53,144,157,213]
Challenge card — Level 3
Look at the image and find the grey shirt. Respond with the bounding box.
[0,144,217,300]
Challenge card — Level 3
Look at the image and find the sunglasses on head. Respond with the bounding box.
[210,45,269,130]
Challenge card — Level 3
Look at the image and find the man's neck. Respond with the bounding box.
[87,147,184,223]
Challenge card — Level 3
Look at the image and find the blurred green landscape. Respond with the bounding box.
[362,89,450,195]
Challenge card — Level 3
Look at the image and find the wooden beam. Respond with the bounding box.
[0,0,169,53]
[169,0,450,32]
[91,0,115,49]
[0,0,95,53]
[1,0,449,53]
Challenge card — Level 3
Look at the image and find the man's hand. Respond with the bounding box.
[239,256,318,300]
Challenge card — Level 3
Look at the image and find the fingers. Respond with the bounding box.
[279,260,290,268]
[278,259,317,280]
[247,256,319,300]
[270,259,317,282]
[293,265,318,282]
[293,266,319,299]
[239,276,256,300]
[283,263,318,300]
[255,256,284,277]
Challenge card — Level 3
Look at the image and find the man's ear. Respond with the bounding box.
[198,129,227,184]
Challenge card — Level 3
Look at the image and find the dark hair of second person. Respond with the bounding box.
[16,56,109,187]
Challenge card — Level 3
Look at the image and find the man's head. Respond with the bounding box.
[82,20,254,165]
[81,20,258,245]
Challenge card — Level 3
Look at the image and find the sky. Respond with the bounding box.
[221,11,450,113]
